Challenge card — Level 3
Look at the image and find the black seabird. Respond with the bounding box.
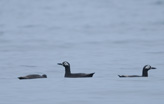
[18,74,47,80]
[118,65,156,78]
[58,61,95,78]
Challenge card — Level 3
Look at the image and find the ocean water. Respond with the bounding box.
[0,0,164,104]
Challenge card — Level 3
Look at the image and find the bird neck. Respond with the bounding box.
[142,69,148,77]
[65,66,71,74]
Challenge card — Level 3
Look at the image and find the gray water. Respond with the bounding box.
[0,0,164,104]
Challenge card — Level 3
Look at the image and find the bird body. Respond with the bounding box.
[18,74,47,79]
[118,65,156,78]
[58,61,95,78]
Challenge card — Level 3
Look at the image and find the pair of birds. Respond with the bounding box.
[18,61,156,80]
[18,61,94,79]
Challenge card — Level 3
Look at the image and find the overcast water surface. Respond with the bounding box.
[0,0,164,104]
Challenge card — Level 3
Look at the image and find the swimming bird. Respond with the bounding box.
[18,74,47,80]
[58,61,95,78]
[118,65,156,78]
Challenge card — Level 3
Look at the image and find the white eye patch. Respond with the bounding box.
[145,65,151,69]
[64,62,69,66]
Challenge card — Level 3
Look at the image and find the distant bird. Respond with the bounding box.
[118,65,156,78]
[18,74,47,80]
[58,61,95,78]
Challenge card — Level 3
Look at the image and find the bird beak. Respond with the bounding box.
[57,63,62,65]
[151,67,156,69]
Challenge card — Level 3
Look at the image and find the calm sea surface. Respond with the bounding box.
[0,0,164,104]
